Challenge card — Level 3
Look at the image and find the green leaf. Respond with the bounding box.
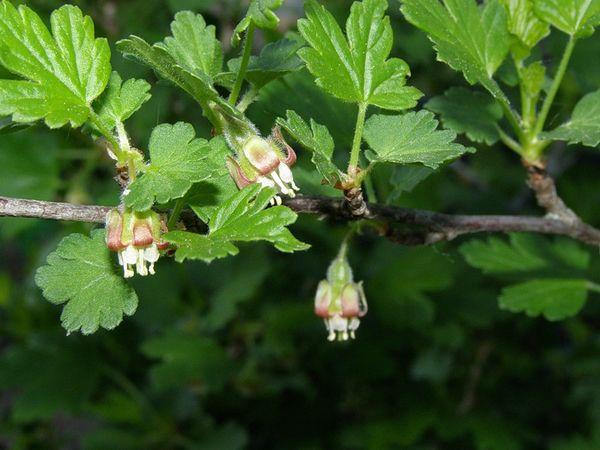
[298,0,422,110]
[96,72,151,131]
[125,122,214,211]
[0,2,111,128]
[541,89,600,147]
[117,35,243,123]
[165,185,310,263]
[187,136,239,222]
[35,230,138,334]
[219,38,304,89]
[0,129,60,237]
[160,11,223,78]
[401,0,510,101]
[387,165,434,202]
[363,111,473,169]
[534,0,600,37]
[500,0,550,56]
[499,279,589,320]
[232,0,283,47]
[426,87,503,145]
[142,333,233,391]
[0,341,100,422]
[276,110,343,185]
[460,233,590,274]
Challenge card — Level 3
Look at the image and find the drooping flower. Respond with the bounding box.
[218,108,299,205]
[314,244,368,341]
[105,209,168,278]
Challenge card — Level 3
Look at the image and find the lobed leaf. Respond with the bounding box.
[218,38,304,90]
[0,2,111,128]
[165,185,309,263]
[460,233,590,274]
[276,110,343,185]
[117,35,242,123]
[298,0,422,110]
[96,72,151,132]
[401,0,510,101]
[363,111,473,169]
[125,122,215,211]
[499,279,589,320]
[541,89,600,147]
[160,11,223,78]
[426,87,503,145]
[35,230,138,334]
[533,0,600,37]
[142,333,234,391]
[500,0,549,57]
[387,165,434,202]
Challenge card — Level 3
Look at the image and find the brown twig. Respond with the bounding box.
[2,195,600,247]
[524,161,578,223]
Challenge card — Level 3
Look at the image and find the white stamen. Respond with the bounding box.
[270,171,291,195]
[136,249,148,276]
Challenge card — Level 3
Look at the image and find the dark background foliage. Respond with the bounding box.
[0,0,599,449]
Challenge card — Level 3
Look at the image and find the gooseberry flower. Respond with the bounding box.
[221,113,299,205]
[314,244,367,341]
[105,209,168,278]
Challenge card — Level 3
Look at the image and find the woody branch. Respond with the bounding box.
[2,195,600,247]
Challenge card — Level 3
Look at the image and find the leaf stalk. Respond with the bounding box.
[229,22,255,106]
[348,102,368,173]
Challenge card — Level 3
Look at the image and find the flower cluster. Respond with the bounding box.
[223,115,299,205]
[105,209,168,278]
[314,245,368,341]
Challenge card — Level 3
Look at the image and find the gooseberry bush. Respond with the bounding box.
[1,0,600,334]
[1,0,600,446]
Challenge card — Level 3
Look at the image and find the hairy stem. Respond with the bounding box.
[348,102,367,172]
[228,22,255,106]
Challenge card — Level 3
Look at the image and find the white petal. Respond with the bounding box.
[144,244,160,263]
[330,315,347,332]
[123,245,138,265]
[258,176,275,188]
[278,163,294,183]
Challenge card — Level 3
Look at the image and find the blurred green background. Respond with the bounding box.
[1,0,600,449]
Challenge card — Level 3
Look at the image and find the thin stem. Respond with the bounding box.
[496,125,522,153]
[348,102,367,172]
[236,87,258,113]
[533,36,576,137]
[228,22,255,106]
[497,96,524,142]
[88,110,122,160]
[167,197,185,229]
[364,174,378,203]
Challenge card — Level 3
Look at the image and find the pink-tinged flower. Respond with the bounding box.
[105,209,168,278]
[314,246,367,341]
[225,127,299,206]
